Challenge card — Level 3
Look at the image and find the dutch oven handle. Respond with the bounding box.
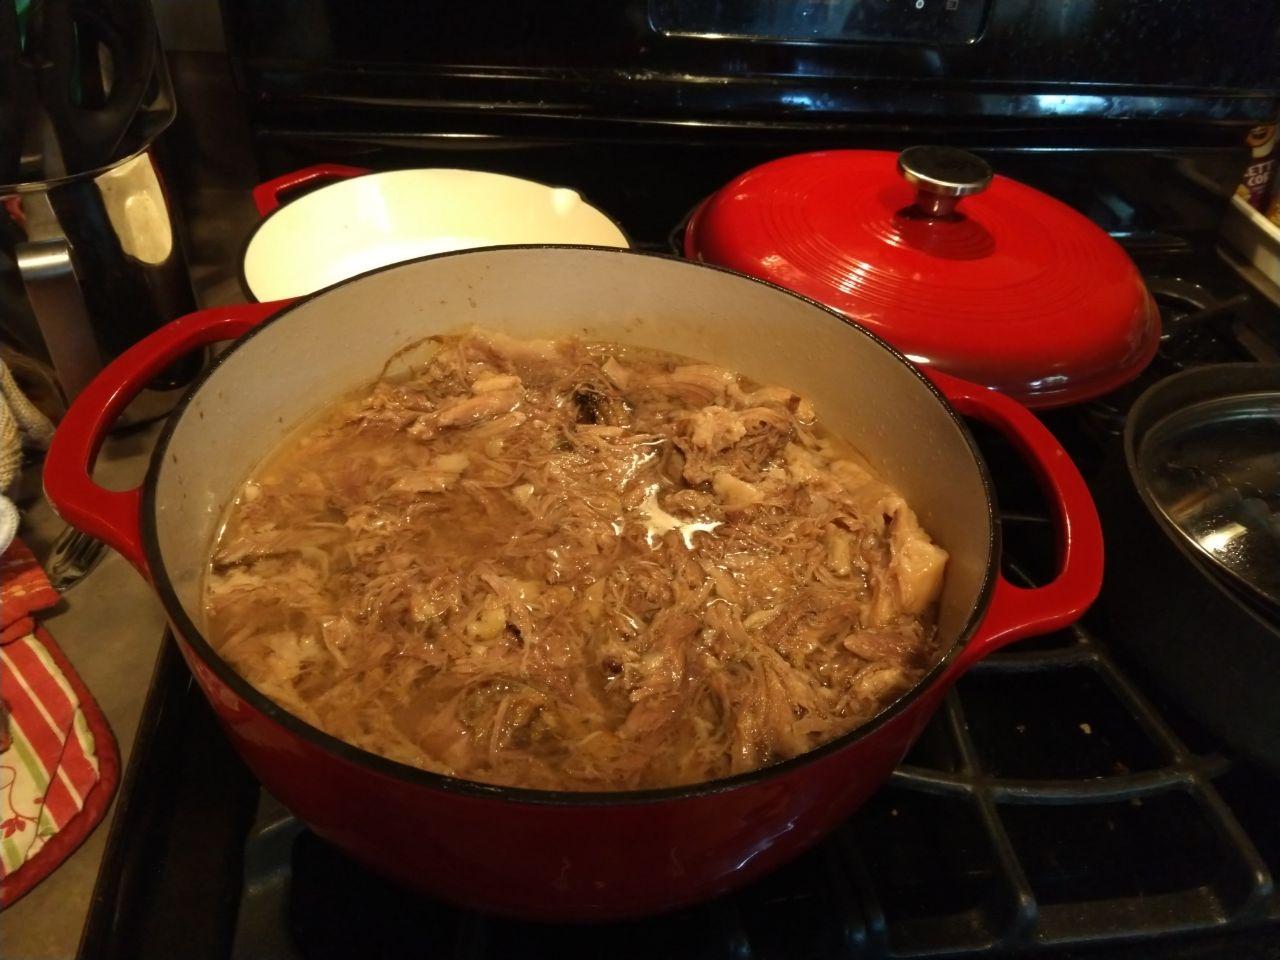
[927,370,1104,674]
[251,164,371,217]
[43,301,289,579]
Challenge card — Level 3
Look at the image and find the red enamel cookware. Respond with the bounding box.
[685,146,1160,409]
[44,247,1102,920]
[241,164,630,302]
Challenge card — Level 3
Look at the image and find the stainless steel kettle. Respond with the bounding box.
[0,0,195,415]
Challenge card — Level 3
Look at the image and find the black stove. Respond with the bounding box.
[77,218,1280,960]
[79,6,1280,957]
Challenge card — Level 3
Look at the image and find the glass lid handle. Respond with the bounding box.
[898,146,993,218]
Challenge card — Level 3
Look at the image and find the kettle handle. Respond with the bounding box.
[43,301,288,577]
[14,193,106,400]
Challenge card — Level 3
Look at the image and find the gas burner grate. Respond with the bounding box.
[1077,262,1280,444]
[1148,277,1257,371]
[879,593,1276,955]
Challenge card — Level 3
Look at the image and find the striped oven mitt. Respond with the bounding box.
[0,539,119,908]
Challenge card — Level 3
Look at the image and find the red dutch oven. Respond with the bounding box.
[240,163,630,302]
[44,247,1102,920]
[685,146,1161,409]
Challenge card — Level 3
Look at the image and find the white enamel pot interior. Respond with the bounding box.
[241,170,631,302]
[154,247,994,665]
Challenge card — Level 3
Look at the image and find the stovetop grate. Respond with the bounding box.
[877,610,1276,955]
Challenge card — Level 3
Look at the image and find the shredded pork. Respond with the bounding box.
[203,332,948,791]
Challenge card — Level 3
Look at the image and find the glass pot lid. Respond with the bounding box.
[1138,390,1280,614]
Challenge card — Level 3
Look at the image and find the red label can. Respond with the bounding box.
[1239,123,1277,213]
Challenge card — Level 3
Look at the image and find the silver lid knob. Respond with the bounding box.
[897,146,993,218]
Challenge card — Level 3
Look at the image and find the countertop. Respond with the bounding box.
[1,178,257,959]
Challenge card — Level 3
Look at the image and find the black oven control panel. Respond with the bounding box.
[649,0,989,45]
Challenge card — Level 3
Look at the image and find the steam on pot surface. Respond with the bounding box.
[203,330,948,791]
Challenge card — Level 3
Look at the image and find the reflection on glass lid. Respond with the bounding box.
[1138,391,1280,612]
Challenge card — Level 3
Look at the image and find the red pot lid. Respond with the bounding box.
[685,147,1160,408]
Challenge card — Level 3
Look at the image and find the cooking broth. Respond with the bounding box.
[203,331,948,791]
